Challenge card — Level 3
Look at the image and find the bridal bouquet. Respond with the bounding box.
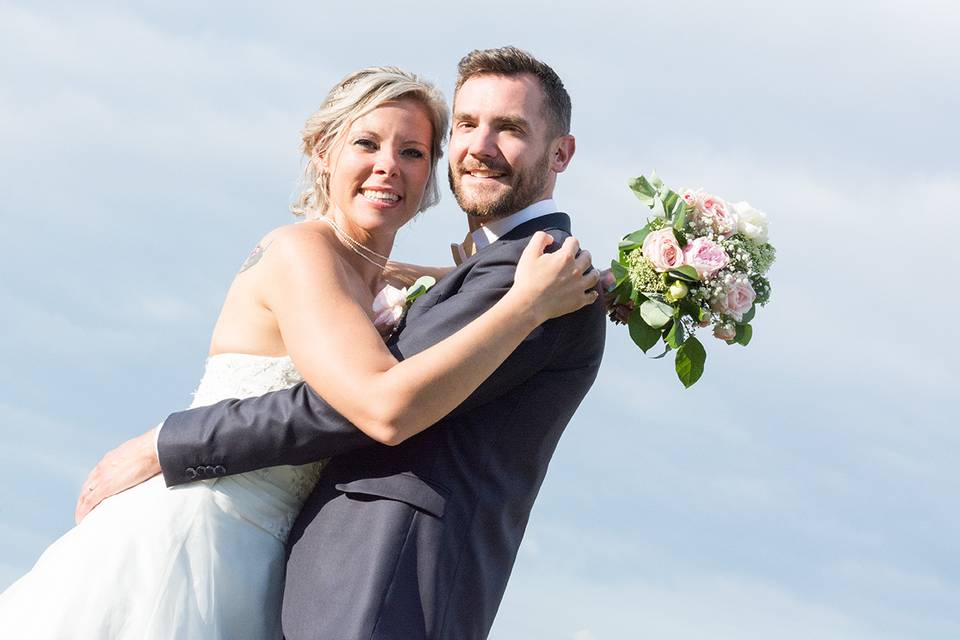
[605,173,776,387]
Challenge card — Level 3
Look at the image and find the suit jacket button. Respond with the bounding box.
[214,465,226,475]
[196,466,207,477]
[204,465,216,476]
[185,467,197,480]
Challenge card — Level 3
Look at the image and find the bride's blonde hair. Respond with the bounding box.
[292,67,449,218]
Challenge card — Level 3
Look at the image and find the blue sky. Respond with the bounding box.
[1,1,958,638]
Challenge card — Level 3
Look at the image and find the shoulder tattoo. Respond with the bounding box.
[239,240,273,273]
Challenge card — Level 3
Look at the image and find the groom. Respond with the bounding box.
[80,47,605,639]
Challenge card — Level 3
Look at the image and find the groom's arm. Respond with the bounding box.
[159,232,574,487]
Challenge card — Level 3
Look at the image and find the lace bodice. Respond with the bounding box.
[188,353,325,542]
[191,353,307,408]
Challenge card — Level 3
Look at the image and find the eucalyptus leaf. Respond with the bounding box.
[628,308,661,352]
[650,171,664,190]
[628,176,656,206]
[675,336,706,388]
[651,197,666,219]
[640,299,673,329]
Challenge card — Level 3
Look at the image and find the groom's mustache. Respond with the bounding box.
[455,160,512,177]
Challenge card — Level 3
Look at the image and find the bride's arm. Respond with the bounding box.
[263,226,597,446]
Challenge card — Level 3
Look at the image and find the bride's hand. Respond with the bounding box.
[507,231,600,324]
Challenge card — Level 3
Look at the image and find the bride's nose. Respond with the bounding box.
[372,149,400,177]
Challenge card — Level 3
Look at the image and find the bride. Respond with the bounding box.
[0,67,598,638]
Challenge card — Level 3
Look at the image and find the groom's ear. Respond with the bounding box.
[550,134,576,174]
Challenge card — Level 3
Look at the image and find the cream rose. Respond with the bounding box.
[731,201,769,243]
[641,228,685,272]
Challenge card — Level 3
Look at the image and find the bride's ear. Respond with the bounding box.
[311,147,329,180]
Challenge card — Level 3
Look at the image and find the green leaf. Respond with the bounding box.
[618,226,652,251]
[740,304,756,324]
[672,228,687,247]
[665,318,687,349]
[405,275,436,303]
[628,308,661,352]
[663,190,679,215]
[651,344,672,359]
[628,176,656,206]
[735,323,753,346]
[667,265,700,283]
[672,204,687,231]
[610,260,629,286]
[675,336,707,388]
[640,299,673,329]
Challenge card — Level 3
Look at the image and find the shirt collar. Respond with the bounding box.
[470,199,558,250]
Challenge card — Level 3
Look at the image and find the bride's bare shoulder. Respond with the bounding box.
[239,221,341,276]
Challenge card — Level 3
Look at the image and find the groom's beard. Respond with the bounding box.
[448,149,551,220]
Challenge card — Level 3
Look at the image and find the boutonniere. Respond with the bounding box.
[372,276,436,339]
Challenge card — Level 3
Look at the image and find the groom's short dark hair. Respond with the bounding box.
[455,46,572,137]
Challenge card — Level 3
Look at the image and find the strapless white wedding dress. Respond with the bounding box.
[0,353,324,639]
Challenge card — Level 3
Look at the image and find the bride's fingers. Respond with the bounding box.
[559,236,580,259]
[520,231,552,262]
[572,249,592,275]
[582,266,601,290]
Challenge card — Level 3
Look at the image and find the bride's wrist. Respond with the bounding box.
[501,287,547,329]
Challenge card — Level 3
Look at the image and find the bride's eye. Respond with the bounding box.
[401,148,425,159]
[353,138,377,150]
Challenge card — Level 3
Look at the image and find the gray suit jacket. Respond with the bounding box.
[158,212,606,639]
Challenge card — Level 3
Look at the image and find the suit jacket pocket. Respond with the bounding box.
[334,472,447,519]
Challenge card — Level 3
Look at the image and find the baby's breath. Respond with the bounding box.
[626,250,667,294]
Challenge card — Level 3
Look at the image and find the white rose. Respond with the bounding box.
[732,201,769,243]
[372,284,408,315]
[372,284,408,336]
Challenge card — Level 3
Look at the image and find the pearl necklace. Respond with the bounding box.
[320,216,390,270]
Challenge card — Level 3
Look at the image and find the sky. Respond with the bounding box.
[1,0,958,637]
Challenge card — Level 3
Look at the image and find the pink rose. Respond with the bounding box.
[712,276,756,321]
[713,323,737,341]
[372,284,407,335]
[641,228,684,272]
[683,237,729,279]
[694,192,737,236]
[680,188,699,207]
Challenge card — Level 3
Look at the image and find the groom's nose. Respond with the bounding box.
[466,125,498,160]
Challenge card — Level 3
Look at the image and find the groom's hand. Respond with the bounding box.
[75,427,162,524]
